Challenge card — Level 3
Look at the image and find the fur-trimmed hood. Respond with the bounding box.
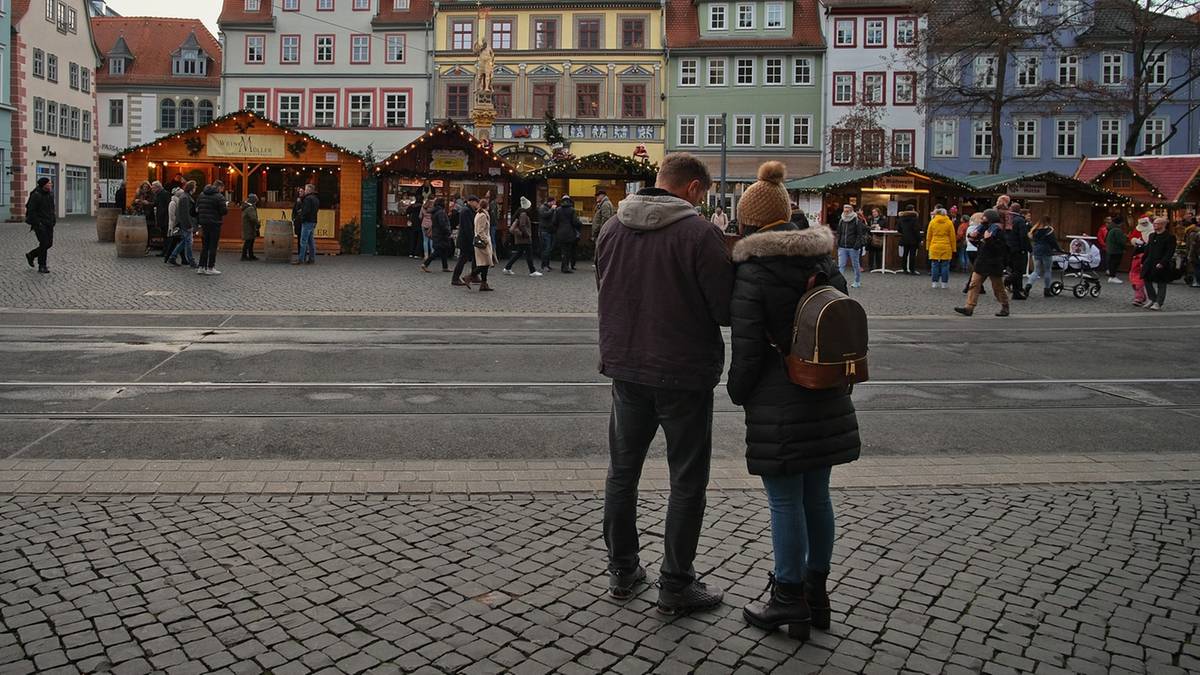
[732,226,834,263]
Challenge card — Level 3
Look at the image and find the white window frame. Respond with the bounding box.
[242,93,266,117]
[314,94,337,127]
[385,92,409,128]
[394,0,409,8]
[974,55,997,88]
[765,2,785,29]
[677,115,698,146]
[109,57,124,75]
[790,114,812,147]
[1013,118,1038,158]
[894,72,916,104]
[708,58,726,86]
[1101,53,1123,86]
[1015,0,1040,27]
[109,98,123,126]
[764,57,783,85]
[353,0,369,9]
[349,93,373,127]
[762,114,783,146]
[709,4,728,31]
[679,58,697,87]
[736,3,754,29]
[1057,54,1078,86]
[864,18,885,47]
[895,17,917,46]
[277,93,301,127]
[1142,118,1166,155]
[1015,54,1040,88]
[317,0,333,9]
[244,0,260,10]
[932,118,957,157]
[283,0,298,8]
[833,73,854,104]
[1147,52,1168,86]
[933,55,958,88]
[351,35,370,64]
[1098,118,1122,156]
[971,119,993,158]
[386,35,406,63]
[834,18,855,47]
[246,36,264,64]
[704,115,723,146]
[735,57,754,86]
[281,35,300,63]
[733,115,753,146]
[316,36,335,63]
[793,57,812,85]
[33,97,45,134]
[863,73,885,105]
[1054,118,1079,158]
[82,111,91,142]
[892,130,914,165]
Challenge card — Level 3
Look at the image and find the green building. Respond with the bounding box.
[665,0,824,214]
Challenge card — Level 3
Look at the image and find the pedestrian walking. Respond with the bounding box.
[420,198,452,273]
[163,186,182,267]
[726,162,860,643]
[195,181,228,276]
[167,182,197,268]
[538,197,557,272]
[996,195,1031,300]
[295,184,320,265]
[1142,217,1177,311]
[710,205,729,232]
[834,204,867,288]
[406,199,424,259]
[553,196,583,273]
[956,215,972,272]
[452,195,480,285]
[504,197,541,276]
[154,181,172,256]
[595,190,616,233]
[241,194,260,261]
[1097,217,1111,271]
[595,153,734,615]
[925,207,956,289]
[291,189,304,258]
[1187,219,1200,288]
[1024,217,1062,297]
[955,209,1010,316]
[420,199,435,260]
[1105,217,1127,283]
[23,177,56,274]
[465,198,496,292]
[896,206,922,274]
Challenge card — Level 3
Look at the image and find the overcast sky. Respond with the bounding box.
[106,0,223,37]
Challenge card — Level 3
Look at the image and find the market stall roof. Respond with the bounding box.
[113,109,366,164]
[959,171,1128,202]
[374,119,517,180]
[784,167,973,193]
[1074,156,1200,205]
[524,152,658,182]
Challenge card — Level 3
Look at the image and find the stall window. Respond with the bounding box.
[446,84,469,118]
[621,84,645,118]
[349,93,373,127]
[532,83,556,118]
[385,92,409,128]
[576,83,599,118]
[493,84,512,117]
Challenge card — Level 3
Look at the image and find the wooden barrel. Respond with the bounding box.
[115,214,148,257]
[264,220,294,262]
[95,208,120,242]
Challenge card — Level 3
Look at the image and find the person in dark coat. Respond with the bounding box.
[167,181,197,268]
[451,195,480,285]
[24,177,57,273]
[553,196,583,273]
[113,182,126,212]
[955,209,1010,316]
[290,189,304,258]
[504,196,541,276]
[1142,216,1177,311]
[296,184,320,265]
[997,197,1031,300]
[154,182,173,256]
[538,197,557,272]
[896,207,922,274]
[420,198,453,272]
[1105,217,1127,282]
[195,181,228,275]
[727,162,860,643]
[241,194,260,261]
[406,199,424,259]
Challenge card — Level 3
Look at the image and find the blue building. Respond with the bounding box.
[923,0,1200,176]
[0,2,12,217]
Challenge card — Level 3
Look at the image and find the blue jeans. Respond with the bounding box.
[299,222,316,262]
[170,230,195,266]
[837,247,862,284]
[1027,255,1053,289]
[423,233,434,257]
[761,469,834,585]
[540,231,555,269]
[930,259,950,283]
[957,247,970,271]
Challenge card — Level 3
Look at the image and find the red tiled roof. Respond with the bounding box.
[1076,156,1200,203]
[374,0,434,25]
[217,0,274,26]
[92,18,221,90]
[666,0,823,48]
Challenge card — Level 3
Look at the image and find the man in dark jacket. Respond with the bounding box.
[451,195,480,285]
[421,198,453,272]
[956,209,1010,316]
[896,207,922,274]
[595,152,734,615]
[24,177,57,274]
[296,184,321,265]
[153,181,173,255]
[195,181,228,275]
[291,189,304,257]
[997,196,1031,299]
[553,196,583,273]
[538,197,557,272]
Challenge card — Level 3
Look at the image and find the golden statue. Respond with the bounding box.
[473,37,494,93]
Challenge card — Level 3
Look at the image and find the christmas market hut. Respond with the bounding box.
[372,120,518,236]
[522,151,659,237]
[785,166,974,229]
[959,172,1128,241]
[1074,156,1200,223]
[116,110,366,255]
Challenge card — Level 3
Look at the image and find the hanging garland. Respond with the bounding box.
[526,152,658,181]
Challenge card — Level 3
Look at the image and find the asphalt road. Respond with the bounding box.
[1,309,1197,461]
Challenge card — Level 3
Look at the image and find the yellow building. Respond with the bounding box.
[432,0,667,174]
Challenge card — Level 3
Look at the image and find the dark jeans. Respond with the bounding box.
[29,225,54,268]
[560,241,576,272]
[199,223,220,269]
[162,236,178,258]
[901,246,917,273]
[1107,252,1123,278]
[603,380,713,591]
[1145,279,1167,306]
[410,227,424,257]
[423,244,449,270]
[452,250,476,279]
[505,244,535,273]
[1006,252,1028,298]
[541,232,555,269]
[477,265,489,283]
[242,238,256,259]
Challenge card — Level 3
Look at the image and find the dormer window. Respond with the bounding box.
[393,0,409,7]
[109,57,126,75]
[173,49,207,76]
[245,0,260,10]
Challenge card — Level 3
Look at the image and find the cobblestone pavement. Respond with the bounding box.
[1,483,1197,675]
[6,219,1200,315]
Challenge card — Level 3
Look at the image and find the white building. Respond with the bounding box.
[217,0,432,159]
[92,18,222,203]
[11,0,100,219]
[821,0,925,170]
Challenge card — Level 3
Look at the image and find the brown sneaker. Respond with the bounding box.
[954,307,973,316]
[995,306,1010,317]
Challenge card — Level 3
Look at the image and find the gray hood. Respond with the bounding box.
[615,193,698,232]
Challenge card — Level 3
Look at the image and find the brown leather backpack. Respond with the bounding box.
[780,284,869,389]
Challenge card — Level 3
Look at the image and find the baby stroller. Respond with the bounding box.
[1051,253,1101,298]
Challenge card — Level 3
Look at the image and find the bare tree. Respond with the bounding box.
[829,102,891,169]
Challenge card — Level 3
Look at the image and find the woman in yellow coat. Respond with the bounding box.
[925,207,957,289]
[471,198,496,291]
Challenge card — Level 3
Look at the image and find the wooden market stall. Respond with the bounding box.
[373,120,518,233]
[1075,156,1200,230]
[959,172,1128,244]
[117,110,365,255]
[522,152,658,241]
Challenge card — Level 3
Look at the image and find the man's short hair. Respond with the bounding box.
[596,189,606,196]
[657,153,712,191]
[151,181,163,189]
[212,180,224,189]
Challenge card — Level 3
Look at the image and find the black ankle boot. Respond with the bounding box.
[743,573,811,641]
[804,571,831,630]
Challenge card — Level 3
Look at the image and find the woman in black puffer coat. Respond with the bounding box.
[727,161,861,644]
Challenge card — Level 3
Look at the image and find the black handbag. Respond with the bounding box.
[473,235,488,249]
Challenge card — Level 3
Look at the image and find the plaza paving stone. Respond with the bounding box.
[5,219,1200,316]
[1,484,1197,673]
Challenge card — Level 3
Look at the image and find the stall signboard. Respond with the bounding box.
[873,176,916,192]
[206,134,285,159]
[431,150,469,172]
[1010,181,1048,197]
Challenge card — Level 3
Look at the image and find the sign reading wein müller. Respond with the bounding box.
[206,134,285,159]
